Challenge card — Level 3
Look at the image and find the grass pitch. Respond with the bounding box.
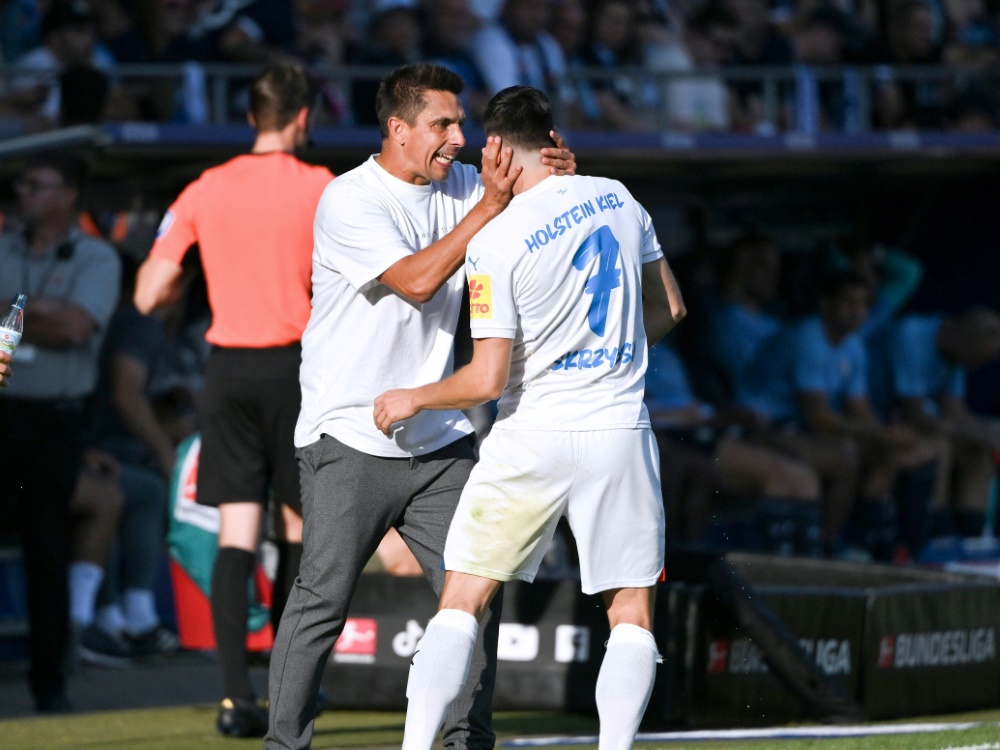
[1,708,999,750]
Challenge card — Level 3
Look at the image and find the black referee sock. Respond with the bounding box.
[211,546,256,702]
[271,541,303,638]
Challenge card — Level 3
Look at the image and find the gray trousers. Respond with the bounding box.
[265,434,501,750]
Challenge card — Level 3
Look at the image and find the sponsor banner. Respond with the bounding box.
[863,586,1000,718]
[321,577,684,712]
[687,586,867,727]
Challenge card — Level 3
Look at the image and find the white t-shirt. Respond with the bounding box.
[296,155,484,457]
[467,174,664,430]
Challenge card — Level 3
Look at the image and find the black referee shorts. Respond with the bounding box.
[197,344,302,511]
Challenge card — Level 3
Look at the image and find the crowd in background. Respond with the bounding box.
[3,0,1000,135]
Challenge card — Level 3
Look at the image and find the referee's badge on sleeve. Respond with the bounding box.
[469,275,493,319]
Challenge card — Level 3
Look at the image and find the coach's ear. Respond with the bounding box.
[387,115,409,148]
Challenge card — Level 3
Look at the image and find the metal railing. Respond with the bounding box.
[2,61,998,134]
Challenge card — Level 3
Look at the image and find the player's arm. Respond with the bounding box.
[641,257,686,346]
[379,137,520,303]
[374,337,513,436]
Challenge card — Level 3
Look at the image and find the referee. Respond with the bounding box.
[134,64,334,738]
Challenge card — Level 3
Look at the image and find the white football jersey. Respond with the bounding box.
[467,174,663,430]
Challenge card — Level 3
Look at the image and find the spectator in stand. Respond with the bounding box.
[725,0,795,131]
[868,308,1000,538]
[467,0,567,101]
[788,4,863,131]
[646,341,823,554]
[549,0,601,130]
[0,0,42,63]
[0,152,122,712]
[871,0,947,129]
[421,0,490,119]
[7,0,135,129]
[646,5,739,133]
[294,0,354,125]
[738,271,943,560]
[576,0,658,132]
[940,0,998,65]
[350,3,424,127]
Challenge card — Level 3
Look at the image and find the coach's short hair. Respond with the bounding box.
[376,63,464,140]
[249,63,318,132]
[482,86,557,152]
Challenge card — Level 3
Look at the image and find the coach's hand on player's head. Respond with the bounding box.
[541,130,576,176]
[374,388,419,436]
[0,351,11,388]
[480,135,520,213]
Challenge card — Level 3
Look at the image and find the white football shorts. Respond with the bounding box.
[444,427,665,594]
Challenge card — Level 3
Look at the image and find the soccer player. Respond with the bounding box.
[374,85,686,750]
[265,64,575,750]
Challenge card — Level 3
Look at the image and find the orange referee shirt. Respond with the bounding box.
[150,152,334,348]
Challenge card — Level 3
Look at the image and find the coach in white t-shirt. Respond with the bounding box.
[374,85,687,750]
[265,64,575,750]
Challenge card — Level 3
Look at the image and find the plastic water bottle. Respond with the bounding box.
[0,294,27,356]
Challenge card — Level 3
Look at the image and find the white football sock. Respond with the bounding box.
[68,562,104,626]
[401,609,478,750]
[123,589,159,634]
[596,624,660,750]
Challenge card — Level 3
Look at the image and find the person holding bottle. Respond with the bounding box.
[0,153,121,713]
[0,293,25,387]
[133,63,335,738]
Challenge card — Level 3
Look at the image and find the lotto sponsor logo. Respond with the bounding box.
[706,637,852,676]
[469,275,492,319]
[876,627,997,669]
[333,618,377,663]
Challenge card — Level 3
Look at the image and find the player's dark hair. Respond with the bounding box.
[376,63,464,140]
[482,86,557,151]
[249,63,318,132]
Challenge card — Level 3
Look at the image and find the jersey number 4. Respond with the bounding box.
[572,225,621,336]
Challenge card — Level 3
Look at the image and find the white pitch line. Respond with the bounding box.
[501,721,998,746]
